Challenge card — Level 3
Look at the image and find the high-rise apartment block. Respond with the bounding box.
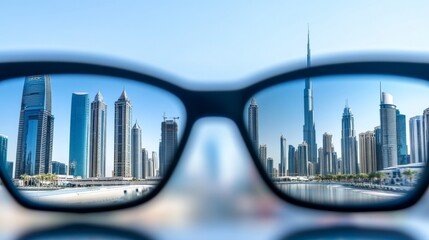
[359,131,377,173]
[114,90,132,177]
[89,91,107,177]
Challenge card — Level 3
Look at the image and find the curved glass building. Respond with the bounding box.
[69,92,90,178]
[15,75,54,177]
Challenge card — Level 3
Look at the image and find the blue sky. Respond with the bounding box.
[0,75,184,177]
[1,1,429,174]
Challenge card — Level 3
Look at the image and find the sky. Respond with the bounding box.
[1,1,429,176]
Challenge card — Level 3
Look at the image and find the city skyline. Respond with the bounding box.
[254,76,429,174]
[0,74,184,178]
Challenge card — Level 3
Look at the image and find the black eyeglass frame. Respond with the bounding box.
[0,60,429,213]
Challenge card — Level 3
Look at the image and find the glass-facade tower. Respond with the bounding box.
[396,110,408,165]
[15,75,54,178]
[0,134,7,170]
[159,119,178,177]
[380,92,398,168]
[341,104,358,174]
[303,28,317,166]
[114,90,132,177]
[69,92,90,178]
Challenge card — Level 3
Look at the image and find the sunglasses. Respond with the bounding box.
[0,55,428,213]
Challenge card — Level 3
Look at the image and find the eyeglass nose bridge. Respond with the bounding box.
[182,90,246,122]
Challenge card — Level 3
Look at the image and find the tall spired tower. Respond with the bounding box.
[303,28,317,165]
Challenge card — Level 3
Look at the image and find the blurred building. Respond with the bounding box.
[89,91,107,177]
[16,75,54,178]
[409,115,424,163]
[114,90,132,177]
[69,92,90,178]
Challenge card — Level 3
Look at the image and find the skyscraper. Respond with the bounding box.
[52,161,67,175]
[248,98,259,152]
[0,134,7,170]
[409,115,424,163]
[359,131,376,174]
[318,147,323,175]
[152,151,158,176]
[297,142,308,176]
[259,144,267,170]
[132,121,142,179]
[114,90,132,177]
[322,132,335,175]
[69,92,90,178]
[267,157,274,178]
[374,126,383,171]
[89,91,107,177]
[279,135,287,176]
[142,148,149,178]
[288,145,296,176]
[341,104,358,174]
[15,75,54,178]
[159,118,178,177]
[396,110,408,165]
[303,28,317,165]
[380,92,398,168]
[7,161,13,178]
[423,108,429,163]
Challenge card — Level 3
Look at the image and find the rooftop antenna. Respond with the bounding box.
[379,81,382,104]
[345,99,349,108]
